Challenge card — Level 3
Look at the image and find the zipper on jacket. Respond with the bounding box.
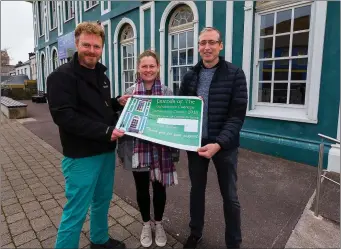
[105,101,109,107]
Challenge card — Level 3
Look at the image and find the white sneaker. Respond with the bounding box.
[155,222,167,247]
[140,223,152,247]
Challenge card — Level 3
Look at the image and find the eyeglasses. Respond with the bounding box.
[198,40,221,46]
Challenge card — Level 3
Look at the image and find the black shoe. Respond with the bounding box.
[90,238,126,249]
[183,235,202,249]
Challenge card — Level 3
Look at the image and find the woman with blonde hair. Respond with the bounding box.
[117,50,179,247]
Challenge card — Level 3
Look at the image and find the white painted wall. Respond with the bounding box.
[15,64,31,79]
[30,56,37,80]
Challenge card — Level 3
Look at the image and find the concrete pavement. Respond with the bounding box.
[0,116,183,248]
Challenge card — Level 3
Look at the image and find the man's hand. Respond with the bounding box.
[197,143,221,159]
[111,129,125,141]
[118,95,132,106]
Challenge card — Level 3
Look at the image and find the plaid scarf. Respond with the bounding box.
[132,78,178,187]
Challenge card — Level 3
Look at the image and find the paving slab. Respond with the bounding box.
[310,172,340,223]
[286,193,340,248]
[0,114,183,248]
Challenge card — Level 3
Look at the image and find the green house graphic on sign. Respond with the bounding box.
[122,98,151,134]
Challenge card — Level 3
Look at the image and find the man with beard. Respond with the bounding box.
[46,22,130,249]
[179,27,247,249]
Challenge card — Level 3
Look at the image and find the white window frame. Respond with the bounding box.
[51,47,59,71]
[38,1,45,37]
[49,1,57,31]
[247,1,327,124]
[63,1,75,22]
[167,5,195,94]
[139,1,155,52]
[113,18,137,96]
[160,1,199,90]
[84,1,99,12]
[168,28,195,95]
[57,2,64,36]
[101,1,111,15]
[120,27,135,94]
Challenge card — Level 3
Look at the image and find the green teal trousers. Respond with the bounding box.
[55,152,116,249]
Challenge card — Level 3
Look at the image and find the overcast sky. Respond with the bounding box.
[1,1,34,64]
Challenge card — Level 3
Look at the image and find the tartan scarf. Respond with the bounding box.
[132,78,178,187]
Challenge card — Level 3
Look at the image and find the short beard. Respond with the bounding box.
[78,53,99,69]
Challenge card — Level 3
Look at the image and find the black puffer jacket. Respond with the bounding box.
[179,57,248,150]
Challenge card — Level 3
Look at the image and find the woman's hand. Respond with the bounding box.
[118,95,132,106]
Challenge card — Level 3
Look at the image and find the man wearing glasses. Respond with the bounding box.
[179,27,248,249]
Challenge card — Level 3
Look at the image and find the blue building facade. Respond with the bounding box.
[31,1,340,170]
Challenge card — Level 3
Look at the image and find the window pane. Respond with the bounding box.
[273,83,288,103]
[292,32,309,56]
[172,34,178,49]
[187,31,193,47]
[129,71,134,82]
[259,61,272,81]
[103,1,108,9]
[290,83,306,104]
[291,58,308,80]
[187,49,193,64]
[173,82,180,95]
[259,37,273,58]
[128,58,133,70]
[258,83,271,102]
[179,33,186,49]
[180,67,187,80]
[172,51,178,65]
[261,13,274,36]
[127,45,133,57]
[276,10,291,34]
[123,46,127,57]
[274,35,290,57]
[294,5,310,31]
[123,58,128,70]
[179,50,186,65]
[173,67,179,81]
[65,2,69,18]
[274,59,289,80]
[124,72,128,82]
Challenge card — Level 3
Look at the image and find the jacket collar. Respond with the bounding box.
[71,52,107,76]
[193,56,225,73]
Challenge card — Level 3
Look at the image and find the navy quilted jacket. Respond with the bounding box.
[179,57,248,150]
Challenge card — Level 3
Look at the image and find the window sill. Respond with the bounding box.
[247,105,318,124]
[102,9,110,15]
[49,27,57,32]
[85,3,99,12]
[64,17,75,23]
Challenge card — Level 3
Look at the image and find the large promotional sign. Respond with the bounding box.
[116,96,203,151]
[57,31,76,60]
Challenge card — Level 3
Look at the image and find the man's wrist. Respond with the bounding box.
[214,143,221,151]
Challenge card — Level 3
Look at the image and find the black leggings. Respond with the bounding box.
[132,171,166,222]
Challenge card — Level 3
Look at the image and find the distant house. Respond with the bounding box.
[29,52,37,80]
[15,60,31,79]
